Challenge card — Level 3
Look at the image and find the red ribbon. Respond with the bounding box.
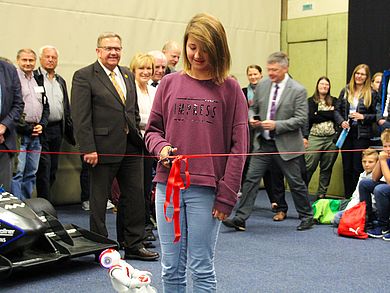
[164,155,190,243]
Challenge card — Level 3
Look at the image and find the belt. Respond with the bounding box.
[48,120,62,126]
[259,136,275,143]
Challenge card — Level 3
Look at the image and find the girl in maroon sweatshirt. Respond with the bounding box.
[145,13,248,293]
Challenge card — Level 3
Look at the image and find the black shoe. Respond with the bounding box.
[124,247,159,261]
[144,231,157,242]
[94,253,100,263]
[222,218,246,231]
[297,218,314,231]
[143,241,156,249]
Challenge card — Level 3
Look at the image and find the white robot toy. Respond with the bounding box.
[99,249,157,293]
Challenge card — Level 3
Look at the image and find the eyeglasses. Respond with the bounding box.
[98,46,122,52]
[355,72,367,76]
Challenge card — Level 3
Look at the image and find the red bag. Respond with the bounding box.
[338,201,368,239]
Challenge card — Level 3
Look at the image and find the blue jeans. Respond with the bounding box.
[380,121,390,130]
[156,183,221,293]
[359,179,390,227]
[11,135,41,200]
[333,210,344,226]
[374,184,390,228]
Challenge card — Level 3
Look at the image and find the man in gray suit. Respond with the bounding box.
[223,52,314,231]
[0,60,24,191]
[71,32,158,261]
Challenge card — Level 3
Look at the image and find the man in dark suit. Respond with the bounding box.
[71,32,158,261]
[0,60,24,191]
[223,51,314,231]
[34,46,75,202]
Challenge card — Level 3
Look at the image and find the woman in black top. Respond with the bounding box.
[335,64,379,198]
[305,76,338,198]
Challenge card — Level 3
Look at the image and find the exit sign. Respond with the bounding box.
[302,3,313,11]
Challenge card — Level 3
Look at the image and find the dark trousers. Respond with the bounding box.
[263,163,285,208]
[0,147,12,192]
[243,127,285,210]
[358,178,390,229]
[90,154,145,250]
[241,127,256,184]
[262,155,307,213]
[341,127,370,198]
[80,156,90,202]
[235,139,313,222]
[359,178,382,224]
[143,155,155,231]
[299,154,309,187]
[36,122,62,201]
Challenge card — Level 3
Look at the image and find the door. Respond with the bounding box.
[288,40,327,95]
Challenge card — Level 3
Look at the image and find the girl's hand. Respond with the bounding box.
[212,209,227,221]
[159,146,177,168]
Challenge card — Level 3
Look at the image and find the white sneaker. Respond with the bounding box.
[82,201,90,211]
[106,199,115,210]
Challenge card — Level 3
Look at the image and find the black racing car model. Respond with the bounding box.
[0,191,118,279]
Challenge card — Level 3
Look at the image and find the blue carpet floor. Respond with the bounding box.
[2,190,390,292]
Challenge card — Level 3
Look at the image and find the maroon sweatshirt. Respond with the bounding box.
[145,72,248,215]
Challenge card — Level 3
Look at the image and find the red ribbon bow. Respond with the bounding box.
[164,155,191,243]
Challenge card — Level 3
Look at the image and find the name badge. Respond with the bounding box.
[34,86,45,94]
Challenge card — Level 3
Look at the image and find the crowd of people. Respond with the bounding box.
[222,52,390,247]
[1,11,390,292]
[0,36,184,262]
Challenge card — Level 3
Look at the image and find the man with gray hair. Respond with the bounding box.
[34,45,75,202]
[162,40,181,75]
[148,50,167,87]
[223,51,314,232]
[11,48,49,200]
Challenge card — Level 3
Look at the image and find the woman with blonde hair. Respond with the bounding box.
[129,53,156,132]
[129,53,157,244]
[145,13,248,292]
[371,72,383,93]
[335,64,379,198]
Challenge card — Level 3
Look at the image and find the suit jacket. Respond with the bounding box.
[33,68,76,145]
[249,77,307,161]
[71,61,143,164]
[0,61,24,151]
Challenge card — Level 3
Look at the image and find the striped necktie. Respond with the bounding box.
[269,84,279,120]
[110,71,126,104]
[268,84,279,138]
